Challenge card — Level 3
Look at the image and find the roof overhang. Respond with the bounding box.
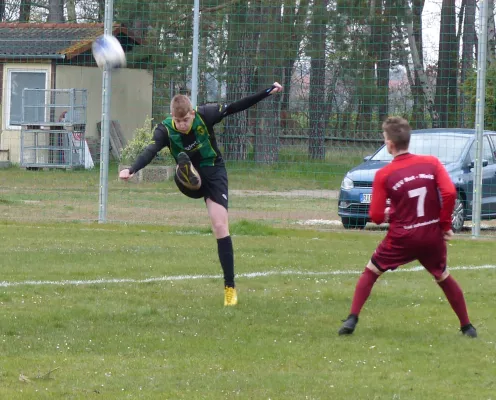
[0,54,66,60]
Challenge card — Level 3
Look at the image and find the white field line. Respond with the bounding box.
[0,265,495,288]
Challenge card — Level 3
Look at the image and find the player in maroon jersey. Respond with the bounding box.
[338,117,477,338]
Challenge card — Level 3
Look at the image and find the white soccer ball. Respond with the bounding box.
[92,35,127,69]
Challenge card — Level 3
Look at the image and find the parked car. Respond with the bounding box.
[338,128,496,231]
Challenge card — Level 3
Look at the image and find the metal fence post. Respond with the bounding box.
[98,0,114,223]
[471,0,489,238]
[191,0,200,107]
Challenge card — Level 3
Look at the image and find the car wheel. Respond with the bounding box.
[452,192,465,233]
[341,217,367,230]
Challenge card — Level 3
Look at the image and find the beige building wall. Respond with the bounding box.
[1,64,153,163]
[55,66,153,143]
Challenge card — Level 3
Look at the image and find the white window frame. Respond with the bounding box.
[4,67,50,130]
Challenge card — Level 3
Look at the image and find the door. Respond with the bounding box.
[486,135,496,214]
[467,136,496,216]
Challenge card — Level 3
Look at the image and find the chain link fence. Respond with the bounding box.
[0,0,495,235]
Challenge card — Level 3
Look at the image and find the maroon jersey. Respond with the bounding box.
[369,153,456,236]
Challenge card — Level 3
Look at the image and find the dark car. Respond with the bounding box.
[338,128,496,231]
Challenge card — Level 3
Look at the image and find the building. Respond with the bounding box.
[0,22,153,164]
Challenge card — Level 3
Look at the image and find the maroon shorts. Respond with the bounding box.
[370,232,447,280]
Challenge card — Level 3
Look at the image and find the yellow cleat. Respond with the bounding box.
[224,286,238,306]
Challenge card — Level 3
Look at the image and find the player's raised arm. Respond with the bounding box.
[369,169,388,224]
[119,123,170,180]
[219,82,283,119]
[434,157,457,232]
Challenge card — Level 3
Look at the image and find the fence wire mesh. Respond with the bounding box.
[0,0,495,236]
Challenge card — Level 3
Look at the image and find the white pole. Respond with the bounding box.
[98,0,114,223]
[471,0,489,238]
[191,0,200,107]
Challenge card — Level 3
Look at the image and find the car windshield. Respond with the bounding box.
[370,133,471,164]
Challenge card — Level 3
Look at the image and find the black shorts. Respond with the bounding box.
[174,165,229,209]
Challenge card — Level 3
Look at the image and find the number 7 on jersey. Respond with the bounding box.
[408,186,427,217]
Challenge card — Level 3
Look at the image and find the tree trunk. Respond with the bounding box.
[460,0,476,127]
[355,0,376,139]
[47,0,65,23]
[375,0,393,128]
[281,0,310,121]
[126,1,150,42]
[435,0,458,127]
[308,0,327,160]
[0,0,5,22]
[488,0,496,64]
[404,3,439,127]
[223,2,259,161]
[66,0,76,22]
[254,3,283,164]
[19,0,31,22]
[98,0,105,22]
[409,0,427,129]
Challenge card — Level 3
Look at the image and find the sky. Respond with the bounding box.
[422,0,471,64]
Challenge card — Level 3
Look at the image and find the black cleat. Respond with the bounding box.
[176,152,201,190]
[461,323,477,338]
[338,314,359,336]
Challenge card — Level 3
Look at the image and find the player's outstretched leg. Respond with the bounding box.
[436,273,477,338]
[218,236,237,306]
[176,152,201,190]
[338,263,380,335]
[206,199,237,306]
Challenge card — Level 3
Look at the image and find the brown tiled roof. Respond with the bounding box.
[0,23,141,60]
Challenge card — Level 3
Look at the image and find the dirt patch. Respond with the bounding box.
[231,189,339,199]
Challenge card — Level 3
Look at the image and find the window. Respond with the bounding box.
[371,133,470,164]
[6,70,47,128]
[491,135,496,159]
[468,136,495,165]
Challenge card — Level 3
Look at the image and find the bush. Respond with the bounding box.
[120,116,174,165]
[462,65,496,130]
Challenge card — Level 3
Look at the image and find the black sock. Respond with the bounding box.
[217,236,235,287]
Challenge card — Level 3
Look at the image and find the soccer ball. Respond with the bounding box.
[92,35,127,69]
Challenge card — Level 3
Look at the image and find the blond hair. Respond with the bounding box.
[170,94,193,117]
[382,116,411,150]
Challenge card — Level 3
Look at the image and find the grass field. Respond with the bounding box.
[2,161,495,235]
[0,157,349,226]
[1,154,495,398]
[0,220,495,399]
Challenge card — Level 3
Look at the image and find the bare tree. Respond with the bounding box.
[409,0,427,128]
[488,0,496,63]
[374,0,394,128]
[66,0,76,22]
[223,2,260,161]
[460,0,476,127]
[435,0,458,127]
[0,0,5,21]
[308,0,327,160]
[254,2,283,164]
[19,0,31,22]
[47,0,64,22]
[404,1,439,126]
[97,0,105,22]
[280,0,310,119]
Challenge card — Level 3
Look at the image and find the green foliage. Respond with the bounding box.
[463,65,496,130]
[120,116,174,165]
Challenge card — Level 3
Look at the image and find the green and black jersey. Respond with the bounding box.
[162,107,222,168]
[129,86,275,174]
